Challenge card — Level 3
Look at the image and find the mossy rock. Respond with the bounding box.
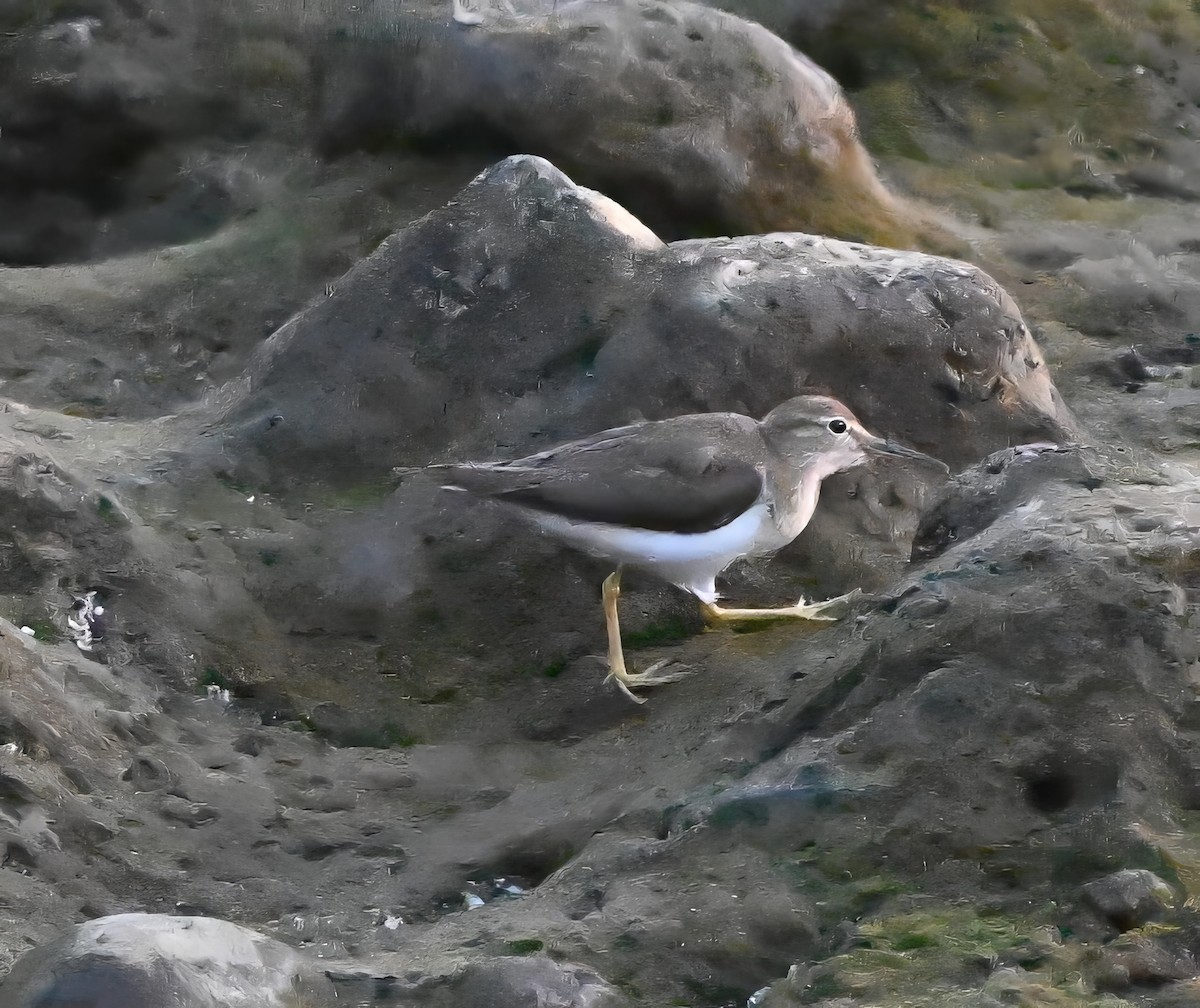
[763,906,1137,1007]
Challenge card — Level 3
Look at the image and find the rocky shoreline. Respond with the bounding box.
[2,1,1200,1006]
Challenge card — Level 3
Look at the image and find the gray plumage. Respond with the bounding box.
[416,395,946,703]
[437,412,765,534]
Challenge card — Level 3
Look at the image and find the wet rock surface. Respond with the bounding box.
[0,2,1199,1007]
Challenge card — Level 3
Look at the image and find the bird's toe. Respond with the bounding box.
[605,670,649,704]
[625,659,694,687]
[797,588,863,619]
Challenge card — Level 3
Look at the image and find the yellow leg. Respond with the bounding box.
[700,588,862,623]
[601,569,691,704]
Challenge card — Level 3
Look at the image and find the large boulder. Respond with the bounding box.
[1082,869,1177,932]
[195,155,1074,665]
[316,0,923,247]
[0,157,1194,1008]
[0,0,926,424]
[211,155,1070,482]
[0,914,335,1008]
[0,0,930,267]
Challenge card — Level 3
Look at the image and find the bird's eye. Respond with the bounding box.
[827,418,848,434]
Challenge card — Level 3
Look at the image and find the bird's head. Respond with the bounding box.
[760,395,948,482]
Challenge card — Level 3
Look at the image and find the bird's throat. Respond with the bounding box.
[772,470,823,545]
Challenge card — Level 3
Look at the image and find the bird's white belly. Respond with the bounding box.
[532,503,772,603]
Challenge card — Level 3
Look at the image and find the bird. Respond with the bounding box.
[66,591,106,653]
[427,395,948,702]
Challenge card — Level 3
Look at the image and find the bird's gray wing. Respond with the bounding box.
[440,415,765,534]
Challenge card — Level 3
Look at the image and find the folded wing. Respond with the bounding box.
[440,416,764,534]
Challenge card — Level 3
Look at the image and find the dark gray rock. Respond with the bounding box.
[0,0,929,267]
[911,443,1102,562]
[737,442,1200,1003]
[315,0,922,247]
[329,955,629,1007]
[1153,978,1200,1006]
[192,155,1073,668]
[1,4,1200,1004]
[0,4,238,266]
[1082,869,1176,931]
[210,155,1070,487]
[1093,932,1196,989]
[442,956,628,1007]
[0,913,336,1008]
[0,147,1191,1005]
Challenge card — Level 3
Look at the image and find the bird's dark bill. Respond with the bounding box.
[866,439,949,474]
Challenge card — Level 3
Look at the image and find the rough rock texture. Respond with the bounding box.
[0,154,1069,741]
[184,157,1070,692]
[749,448,1200,1007]
[1082,870,1177,932]
[211,155,1068,485]
[2,1,1200,1006]
[317,0,922,247]
[0,0,920,270]
[0,913,336,1008]
[3,149,1194,1008]
[422,957,629,1007]
[1093,932,1197,992]
[0,0,938,430]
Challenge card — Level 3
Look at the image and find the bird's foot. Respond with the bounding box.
[784,588,863,620]
[593,656,693,703]
[702,588,862,623]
